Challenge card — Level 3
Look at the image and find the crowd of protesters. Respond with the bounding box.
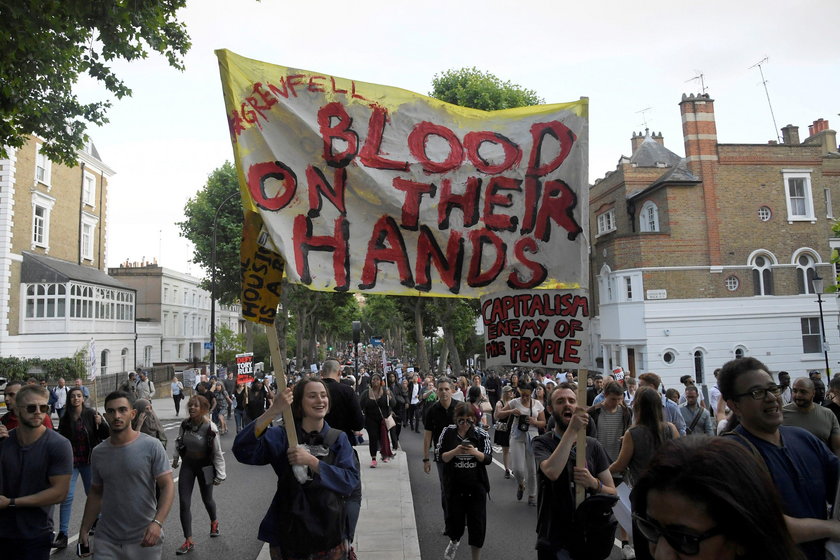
[6,356,840,560]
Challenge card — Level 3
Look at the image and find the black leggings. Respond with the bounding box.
[365,417,385,459]
[178,461,217,538]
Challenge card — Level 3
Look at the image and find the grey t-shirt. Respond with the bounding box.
[596,407,624,461]
[92,433,171,544]
[0,428,72,539]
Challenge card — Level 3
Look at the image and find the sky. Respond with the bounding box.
[80,0,840,274]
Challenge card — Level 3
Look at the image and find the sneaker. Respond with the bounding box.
[622,544,636,559]
[210,520,220,537]
[516,483,524,501]
[444,539,460,560]
[528,496,537,507]
[504,469,511,479]
[176,540,194,555]
[370,459,377,468]
[52,532,68,549]
[382,456,391,463]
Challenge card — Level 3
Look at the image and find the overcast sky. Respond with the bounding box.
[81,0,840,273]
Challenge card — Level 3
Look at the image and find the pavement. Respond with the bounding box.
[148,394,421,560]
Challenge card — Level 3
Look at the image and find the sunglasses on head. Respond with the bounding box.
[633,513,722,556]
[25,404,51,414]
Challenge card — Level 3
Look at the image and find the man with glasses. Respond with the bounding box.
[1,380,54,432]
[783,377,840,455]
[0,384,73,559]
[78,391,174,559]
[720,357,840,560]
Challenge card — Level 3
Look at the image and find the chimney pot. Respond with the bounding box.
[781,124,800,145]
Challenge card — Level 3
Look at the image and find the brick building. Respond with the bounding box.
[0,136,138,373]
[590,93,840,386]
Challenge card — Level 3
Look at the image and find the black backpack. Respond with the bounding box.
[566,493,619,559]
[275,428,348,557]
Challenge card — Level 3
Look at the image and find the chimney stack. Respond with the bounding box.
[631,131,645,152]
[652,131,664,146]
[804,118,837,154]
[781,124,800,145]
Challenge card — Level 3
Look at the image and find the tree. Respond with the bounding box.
[429,68,543,112]
[213,324,245,369]
[0,2,191,166]
[178,162,242,304]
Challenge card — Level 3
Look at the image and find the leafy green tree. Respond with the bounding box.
[213,324,245,369]
[430,68,543,111]
[178,162,242,304]
[0,1,191,165]
[426,68,542,374]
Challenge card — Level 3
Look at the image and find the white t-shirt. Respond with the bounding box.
[508,397,544,439]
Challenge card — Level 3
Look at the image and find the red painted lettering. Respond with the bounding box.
[482,176,521,231]
[317,102,359,168]
[359,106,409,171]
[464,131,522,174]
[438,177,481,229]
[408,122,464,174]
[507,237,547,289]
[392,178,436,230]
[306,166,346,217]
[526,121,576,177]
[359,216,414,290]
[534,179,583,242]
[292,215,350,290]
[467,229,506,287]
[247,161,296,211]
[414,226,464,293]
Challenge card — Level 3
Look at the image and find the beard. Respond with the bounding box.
[552,410,570,430]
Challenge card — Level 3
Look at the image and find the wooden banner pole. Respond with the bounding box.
[267,317,297,447]
[576,367,589,507]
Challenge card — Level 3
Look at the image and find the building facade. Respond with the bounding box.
[590,94,840,386]
[109,261,242,366]
[0,136,137,374]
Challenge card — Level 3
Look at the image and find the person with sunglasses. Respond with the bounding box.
[719,357,840,560]
[1,379,55,432]
[0,384,73,559]
[631,436,803,559]
[437,402,493,560]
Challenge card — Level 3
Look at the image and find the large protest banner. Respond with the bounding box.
[216,50,588,324]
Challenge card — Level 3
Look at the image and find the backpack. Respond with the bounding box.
[566,493,619,560]
[275,428,347,557]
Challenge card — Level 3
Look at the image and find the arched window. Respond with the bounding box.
[640,201,659,232]
[100,349,109,376]
[121,348,129,372]
[795,252,818,294]
[750,253,775,296]
[693,350,705,383]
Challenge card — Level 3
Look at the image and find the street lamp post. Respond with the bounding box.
[210,191,239,376]
[812,274,831,375]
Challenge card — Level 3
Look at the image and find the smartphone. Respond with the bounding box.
[460,438,473,448]
[77,540,91,557]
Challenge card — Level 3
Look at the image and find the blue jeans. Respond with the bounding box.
[60,464,92,534]
[234,408,245,432]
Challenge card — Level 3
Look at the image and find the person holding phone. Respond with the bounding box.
[437,402,493,560]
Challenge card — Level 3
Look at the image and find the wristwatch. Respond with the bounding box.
[8,497,16,508]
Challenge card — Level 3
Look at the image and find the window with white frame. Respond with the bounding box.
[751,254,774,295]
[825,188,834,219]
[31,191,55,248]
[597,209,616,235]
[83,172,96,207]
[795,252,817,295]
[70,284,94,318]
[100,349,109,376]
[783,170,815,221]
[640,201,659,232]
[34,143,51,186]
[143,345,153,367]
[121,348,129,372]
[80,213,98,261]
[625,276,633,299]
[25,284,67,318]
[801,317,822,353]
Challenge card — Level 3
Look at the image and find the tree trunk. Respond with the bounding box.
[244,321,255,352]
[295,306,308,371]
[414,298,429,375]
[445,328,462,377]
[436,334,447,375]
